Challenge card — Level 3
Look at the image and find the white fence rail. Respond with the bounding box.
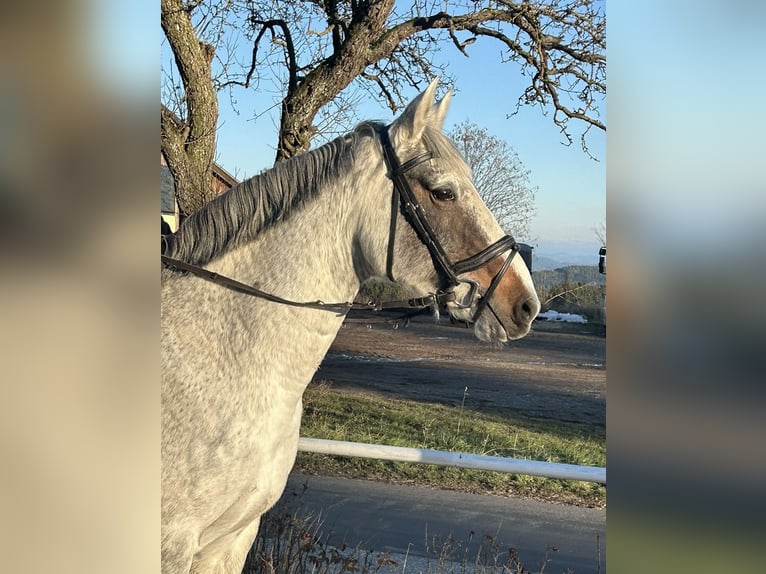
[298,437,606,484]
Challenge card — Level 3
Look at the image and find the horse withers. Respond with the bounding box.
[161,79,539,573]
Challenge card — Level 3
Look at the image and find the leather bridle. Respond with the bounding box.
[377,126,519,324]
[161,125,519,325]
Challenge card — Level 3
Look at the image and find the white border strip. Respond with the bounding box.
[298,437,606,484]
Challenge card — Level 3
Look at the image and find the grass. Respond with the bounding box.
[296,382,605,508]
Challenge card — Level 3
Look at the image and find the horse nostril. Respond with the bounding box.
[516,297,541,324]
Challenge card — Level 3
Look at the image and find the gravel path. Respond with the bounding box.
[313,314,606,428]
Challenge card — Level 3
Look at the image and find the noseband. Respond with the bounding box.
[377,126,519,324]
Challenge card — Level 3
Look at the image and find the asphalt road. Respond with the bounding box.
[276,473,606,574]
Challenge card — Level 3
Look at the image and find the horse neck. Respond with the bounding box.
[208,172,387,306]
[168,163,387,394]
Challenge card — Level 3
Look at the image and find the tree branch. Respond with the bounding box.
[361,71,398,111]
[369,2,605,146]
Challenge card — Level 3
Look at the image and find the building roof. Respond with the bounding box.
[212,162,238,188]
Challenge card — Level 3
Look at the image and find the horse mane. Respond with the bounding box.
[166,121,383,266]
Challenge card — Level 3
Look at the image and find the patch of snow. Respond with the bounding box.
[527,361,604,368]
[537,310,588,323]
[329,353,428,363]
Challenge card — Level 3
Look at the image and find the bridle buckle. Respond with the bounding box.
[450,280,481,310]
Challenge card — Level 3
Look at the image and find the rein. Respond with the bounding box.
[161,240,455,317]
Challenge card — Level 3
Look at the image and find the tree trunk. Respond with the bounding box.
[275,96,319,161]
[274,0,396,162]
[161,0,219,215]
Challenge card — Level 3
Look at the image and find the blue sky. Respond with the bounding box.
[163,13,605,261]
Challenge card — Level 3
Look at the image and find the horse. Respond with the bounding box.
[161,79,540,574]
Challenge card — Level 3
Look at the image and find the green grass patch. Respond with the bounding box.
[296,382,605,507]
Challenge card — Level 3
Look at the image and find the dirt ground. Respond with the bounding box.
[312,312,606,429]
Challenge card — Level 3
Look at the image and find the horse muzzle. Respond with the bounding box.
[445,237,540,342]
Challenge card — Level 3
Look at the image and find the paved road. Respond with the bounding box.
[276,474,605,574]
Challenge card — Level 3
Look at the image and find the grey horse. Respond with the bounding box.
[161,80,540,573]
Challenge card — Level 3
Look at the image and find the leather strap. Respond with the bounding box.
[453,235,518,275]
[162,255,454,314]
[469,243,519,323]
[162,255,354,313]
[378,126,443,284]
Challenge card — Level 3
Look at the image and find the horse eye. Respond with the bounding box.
[431,188,455,202]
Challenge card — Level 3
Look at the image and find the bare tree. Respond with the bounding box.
[449,121,536,238]
[241,0,605,161]
[593,220,606,246]
[162,0,605,212]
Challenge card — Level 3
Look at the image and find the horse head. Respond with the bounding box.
[383,79,540,342]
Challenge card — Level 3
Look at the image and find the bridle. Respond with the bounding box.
[161,125,519,325]
[377,126,519,324]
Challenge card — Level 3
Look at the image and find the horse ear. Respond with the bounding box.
[391,78,446,144]
[432,88,452,129]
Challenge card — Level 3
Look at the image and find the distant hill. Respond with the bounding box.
[532,253,602,270]
[531,240,603,270]
[532,265,605,290]
[532,255,568,270]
